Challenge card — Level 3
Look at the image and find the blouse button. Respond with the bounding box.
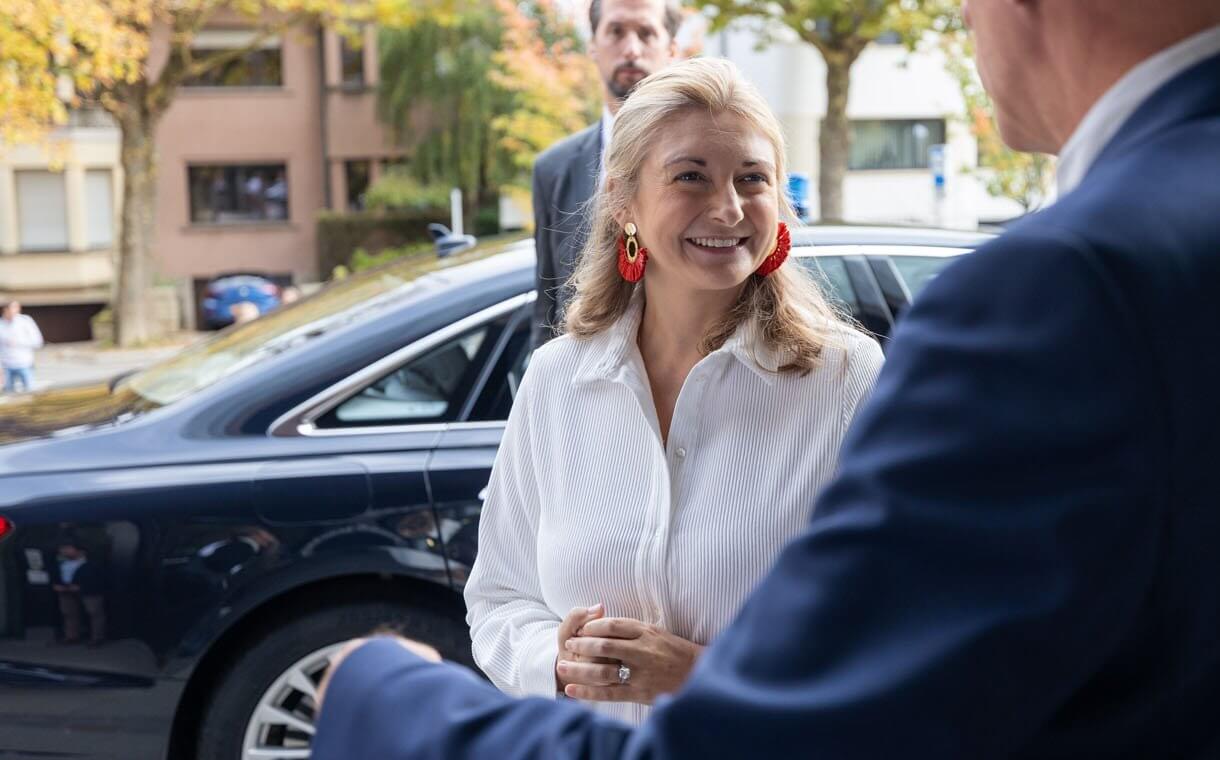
[675,447,687,459]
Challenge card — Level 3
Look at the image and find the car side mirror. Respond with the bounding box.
[427,223,477,258]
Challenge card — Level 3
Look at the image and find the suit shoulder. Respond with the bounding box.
[1011,123,1220,268]
[533,123,600,178]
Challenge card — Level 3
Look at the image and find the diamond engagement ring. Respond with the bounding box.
[617,664,631,685]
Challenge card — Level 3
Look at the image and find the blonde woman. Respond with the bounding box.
[464,57,883,725]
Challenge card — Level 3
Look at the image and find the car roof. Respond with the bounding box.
[363,224,990,307]
[793,244,967,258]
[374,226,989,300]
[790,225,993,249]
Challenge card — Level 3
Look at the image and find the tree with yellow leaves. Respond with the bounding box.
[489,0,600,205]
[0,0,451,346]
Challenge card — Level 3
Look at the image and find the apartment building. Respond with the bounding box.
[0,112,121,342]
[156,23,403,314]
[0,21,402,341]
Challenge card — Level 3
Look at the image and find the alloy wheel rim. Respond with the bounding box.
[241,642,344,760]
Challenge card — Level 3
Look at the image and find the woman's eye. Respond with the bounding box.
[738,173,769,184]
[676,172,705,182]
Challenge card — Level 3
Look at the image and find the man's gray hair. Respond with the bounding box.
[589,0,683,40]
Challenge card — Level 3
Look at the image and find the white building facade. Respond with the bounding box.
[708,22,1026,229]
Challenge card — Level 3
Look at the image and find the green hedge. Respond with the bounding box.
[316,209,447,277]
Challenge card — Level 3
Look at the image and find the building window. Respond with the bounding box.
[849,119,947,171]
[15,171,69,252]
[340,34,366,87]
[85,169,114,248]
[188,164,290,224]
[345,160,371,211]
[185,29,283,88]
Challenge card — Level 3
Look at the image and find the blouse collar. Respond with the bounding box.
[570,291,785,388]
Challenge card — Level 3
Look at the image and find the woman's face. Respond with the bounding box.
[621,109,781,294]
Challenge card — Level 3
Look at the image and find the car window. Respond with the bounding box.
[890,256,955,297]
[318,324,498,428]
[467,313,532,423]
[798,255,859,314]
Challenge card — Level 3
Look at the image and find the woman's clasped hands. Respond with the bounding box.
[555,603,704,705]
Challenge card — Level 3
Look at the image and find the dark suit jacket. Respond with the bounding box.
[313,52,1220,760]
[531,122,601,348]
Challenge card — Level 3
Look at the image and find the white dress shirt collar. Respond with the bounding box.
[1057,24,1220,195]
[571,292,785,388]
[598,107,616,186]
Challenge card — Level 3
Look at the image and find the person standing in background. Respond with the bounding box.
[0,301,44,393]
[53,534,107,646]
[531,0,682,347]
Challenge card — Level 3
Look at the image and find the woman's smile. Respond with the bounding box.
[684,235,751,257]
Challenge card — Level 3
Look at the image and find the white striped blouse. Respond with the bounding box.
[463,296,884,725]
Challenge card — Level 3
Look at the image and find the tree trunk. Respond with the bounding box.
[819,51,855,224]
[114,106,160,347]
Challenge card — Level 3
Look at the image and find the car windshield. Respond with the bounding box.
[121,236,529,407]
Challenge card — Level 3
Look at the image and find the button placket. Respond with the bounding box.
[650,365,710,626]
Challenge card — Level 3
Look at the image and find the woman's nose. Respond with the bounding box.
[709,185,745,226]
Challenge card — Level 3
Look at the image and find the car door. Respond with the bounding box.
[869,251,964,321]
[295,294,532,590]
[425,303,533,590]
[800,252,896,345]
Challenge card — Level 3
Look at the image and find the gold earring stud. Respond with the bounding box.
[624,223,639,262]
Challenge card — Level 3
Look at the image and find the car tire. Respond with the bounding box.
[195,597,472,760]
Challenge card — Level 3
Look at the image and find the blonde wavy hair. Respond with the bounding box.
[562,57,854,373]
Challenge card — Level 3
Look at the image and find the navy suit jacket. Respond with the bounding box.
[532,122,601,348]
[313,52,1220,760]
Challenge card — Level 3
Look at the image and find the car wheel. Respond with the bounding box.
[195,598,471,760]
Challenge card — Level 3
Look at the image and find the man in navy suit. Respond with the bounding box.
[313,1,1220,757]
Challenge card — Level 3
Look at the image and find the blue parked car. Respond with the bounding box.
[0,227,987,760]
[200,273,283,329]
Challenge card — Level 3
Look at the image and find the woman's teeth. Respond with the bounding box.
[689,237,743,248]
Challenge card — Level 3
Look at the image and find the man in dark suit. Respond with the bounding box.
[313,1,1220,757]
[531,0,681,347]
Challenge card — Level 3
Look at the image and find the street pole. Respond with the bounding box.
[450,188,464,237]
[929,143,947,228]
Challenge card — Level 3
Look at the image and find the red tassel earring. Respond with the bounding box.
[617,222,648,282]
[755,222,791,277]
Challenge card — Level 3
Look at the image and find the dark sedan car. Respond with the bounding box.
[0,227,988,760]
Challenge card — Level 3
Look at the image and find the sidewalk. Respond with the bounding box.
[30,334,204,391]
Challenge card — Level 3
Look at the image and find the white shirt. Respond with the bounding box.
[0,314,45,369]
[1058,24,1220,195]
[598,107,615,188]
[464,297,883,724]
